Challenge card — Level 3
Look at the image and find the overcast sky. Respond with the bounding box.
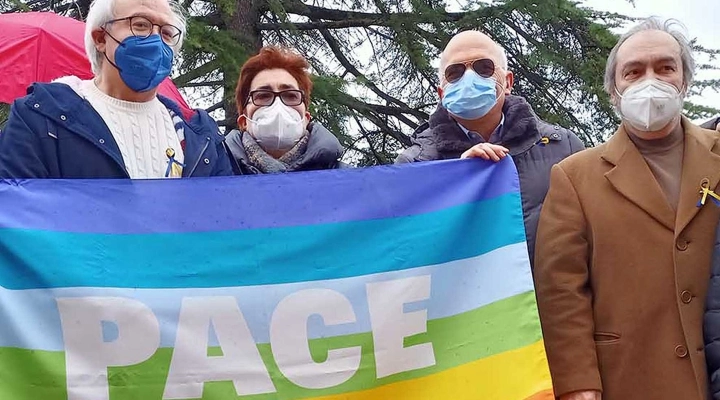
[581,0,720,119]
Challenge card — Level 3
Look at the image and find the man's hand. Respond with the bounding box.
[460,143,509,162]
[559,390,602,400]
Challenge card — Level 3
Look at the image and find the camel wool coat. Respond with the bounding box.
[534,118,720,400]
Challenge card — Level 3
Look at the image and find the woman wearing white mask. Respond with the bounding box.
[225,46,346,174]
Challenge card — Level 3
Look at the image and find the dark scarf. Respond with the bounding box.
[241,132,311,173]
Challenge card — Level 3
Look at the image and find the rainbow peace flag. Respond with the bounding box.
[0,159,553,400]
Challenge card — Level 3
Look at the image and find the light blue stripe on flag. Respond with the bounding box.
[0,242,532,352]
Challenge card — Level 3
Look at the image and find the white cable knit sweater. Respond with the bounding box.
[55,77,184,179]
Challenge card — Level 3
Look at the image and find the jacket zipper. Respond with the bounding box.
[187,137,211,177]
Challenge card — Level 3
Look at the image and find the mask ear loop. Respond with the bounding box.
[100,27,126,72]
[614,86,624,99]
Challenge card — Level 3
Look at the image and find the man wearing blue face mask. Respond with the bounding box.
[0,0,232,179]
[396,30,584,268]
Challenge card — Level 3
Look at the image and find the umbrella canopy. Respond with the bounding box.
[0,11,193,115]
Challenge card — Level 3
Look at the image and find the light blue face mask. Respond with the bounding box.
[441,70,498,120]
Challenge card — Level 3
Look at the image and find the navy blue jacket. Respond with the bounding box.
[706,221,720,399]
[0,82,232,178]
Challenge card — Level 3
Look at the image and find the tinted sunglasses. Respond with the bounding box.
[444,58,496,84]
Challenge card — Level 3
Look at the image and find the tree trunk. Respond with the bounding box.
[221,0,263,131]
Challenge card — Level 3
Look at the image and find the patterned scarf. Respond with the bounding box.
[241,131,311,173]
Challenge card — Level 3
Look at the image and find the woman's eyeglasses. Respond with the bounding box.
[246,89,304,107]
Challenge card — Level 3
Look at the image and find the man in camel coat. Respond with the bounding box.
[534,17,720,400]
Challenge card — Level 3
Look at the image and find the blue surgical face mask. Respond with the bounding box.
[104,33,173,92]
[441,70,498,120]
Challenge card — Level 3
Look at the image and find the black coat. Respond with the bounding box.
[395,95,585,268]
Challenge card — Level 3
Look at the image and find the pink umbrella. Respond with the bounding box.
[0,11,194,116]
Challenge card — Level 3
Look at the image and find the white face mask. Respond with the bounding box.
[616,78,684,132]
[246,100,306,152]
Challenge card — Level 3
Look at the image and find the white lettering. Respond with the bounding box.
[270,289,361,389]
[366,275,435,378]
[163,296,275,399]
[57,297,161,400]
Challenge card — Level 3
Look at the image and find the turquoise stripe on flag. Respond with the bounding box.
[0,193,525,289]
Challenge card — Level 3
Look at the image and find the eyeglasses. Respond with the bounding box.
[444,58,496,84]
[106,16,182,46]
[246,90,304,107]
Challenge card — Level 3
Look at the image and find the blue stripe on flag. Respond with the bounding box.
[0,159,519,234]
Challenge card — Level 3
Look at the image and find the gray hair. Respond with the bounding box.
[604,17,695,95]
[437,38,509,83]
[84,0,187,75]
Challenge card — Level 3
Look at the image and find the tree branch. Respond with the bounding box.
[216,117,237,128]
[317,27,428,121]
[351,115,386,164]
[192,13,224,27]
[258,19,381,30]
[182,80,224,88]
[279,0,467,24]
[174,59,222,87]
[206,101,225,113]
[334,94,413,146]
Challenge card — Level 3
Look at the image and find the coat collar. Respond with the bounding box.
[601,117,720,233]
[414,95,543,158]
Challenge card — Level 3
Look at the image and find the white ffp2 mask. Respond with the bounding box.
[246,100,306,152]
[617,79,683,132]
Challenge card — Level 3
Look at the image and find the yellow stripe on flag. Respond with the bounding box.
[309,340,553,400]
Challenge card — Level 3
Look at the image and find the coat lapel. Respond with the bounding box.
[602,126,675,231]
[675,118,720,235]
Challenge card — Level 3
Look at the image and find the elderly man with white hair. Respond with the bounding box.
[396,30,584,269]
[534,17,720,400]
[0,0,232,178]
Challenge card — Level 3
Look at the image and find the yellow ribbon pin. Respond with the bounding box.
[165,148,184,178]
[698,185,720,207]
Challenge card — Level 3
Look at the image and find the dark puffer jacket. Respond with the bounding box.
[395,95,585,268]
[225,121,345,175]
